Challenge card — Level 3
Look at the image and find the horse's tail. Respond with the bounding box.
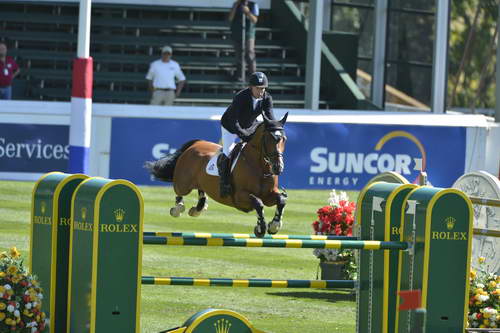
[144,139,200,182]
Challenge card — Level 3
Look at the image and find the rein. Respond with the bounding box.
[260,131,283,177]
[243,126,284,179]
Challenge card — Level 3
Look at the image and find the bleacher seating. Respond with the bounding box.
[0,2,334,107]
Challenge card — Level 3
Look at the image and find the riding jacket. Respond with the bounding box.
[221,87,276,140]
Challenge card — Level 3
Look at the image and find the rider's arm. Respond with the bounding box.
[234,121,255,139]
[222,104,250,139]
[262,93,276,120]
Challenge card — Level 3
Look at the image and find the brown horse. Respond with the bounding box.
[145,113,288,237]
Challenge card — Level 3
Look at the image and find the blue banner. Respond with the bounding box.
[110,118,221,185]
[283,122,465,189]
[0,123,69,173]
[109,118,466,190]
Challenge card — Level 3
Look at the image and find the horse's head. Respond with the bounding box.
[258,112,288,175]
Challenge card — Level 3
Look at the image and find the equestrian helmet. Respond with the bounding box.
[249,72,268,87]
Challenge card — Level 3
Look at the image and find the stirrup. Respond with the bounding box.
[217,153,228,173]
[217,153,232,197]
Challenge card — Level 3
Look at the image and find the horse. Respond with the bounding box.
[145,113,289,237]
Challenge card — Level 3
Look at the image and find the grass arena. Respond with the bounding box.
[2,179,360,332]
[22,171,480,332]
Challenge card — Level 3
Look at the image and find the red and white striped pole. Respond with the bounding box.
[69,0,92,174]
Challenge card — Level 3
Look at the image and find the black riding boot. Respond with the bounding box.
[217,153,232,197]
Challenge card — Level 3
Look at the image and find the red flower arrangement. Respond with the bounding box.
[312,199,356,236]
[312,190,357,280]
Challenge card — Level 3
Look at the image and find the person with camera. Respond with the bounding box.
[218,72,275,197]
[228,0,259,82]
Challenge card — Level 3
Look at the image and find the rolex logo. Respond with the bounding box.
[114,208,125,223]
[445,217,456,230]
[81,207,87,221]
[40,201,46,215]
[214,319,231,333]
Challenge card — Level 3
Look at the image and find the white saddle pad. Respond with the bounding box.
[206,150,242,176]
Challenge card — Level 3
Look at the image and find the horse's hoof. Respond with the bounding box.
[170,207,180,217]
[254,224,266,238]
[267,220,282,235]
[188,207,201,217]
[170,204,185,217]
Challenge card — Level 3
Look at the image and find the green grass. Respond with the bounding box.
[0,180,357,333]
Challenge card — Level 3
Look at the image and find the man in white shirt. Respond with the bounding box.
[146,45,186,105]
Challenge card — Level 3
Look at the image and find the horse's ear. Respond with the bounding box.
[279,112,289,126]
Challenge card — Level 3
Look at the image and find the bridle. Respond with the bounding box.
[261,129,286,175]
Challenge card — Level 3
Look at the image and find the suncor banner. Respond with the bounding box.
[110,118,466,190]
[0,123,69,173]
[284,122,465,189]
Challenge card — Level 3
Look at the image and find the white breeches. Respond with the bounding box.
[221,126,238,156]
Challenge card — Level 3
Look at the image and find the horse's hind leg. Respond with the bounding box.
[188,190,208,217]
[250,194,267,238]
[170,196,185,217]
[268,191,287,235]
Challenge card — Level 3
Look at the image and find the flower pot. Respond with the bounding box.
[320,261,347,280]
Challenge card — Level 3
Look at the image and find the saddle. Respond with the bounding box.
[227,142,244,169]
[205,142,245,176]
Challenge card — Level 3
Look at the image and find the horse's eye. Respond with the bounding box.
[272,131,284,142]
[270,134,281,142]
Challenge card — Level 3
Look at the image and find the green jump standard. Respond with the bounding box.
[30,172,88,333]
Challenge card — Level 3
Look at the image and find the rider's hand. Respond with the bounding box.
[240,134,253,142]
[239,129,252,142]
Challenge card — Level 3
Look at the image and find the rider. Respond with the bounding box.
[218,71,276,197]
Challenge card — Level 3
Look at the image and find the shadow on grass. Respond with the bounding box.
[266,289,356,303]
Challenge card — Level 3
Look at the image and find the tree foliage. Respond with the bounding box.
[449,0,498,109]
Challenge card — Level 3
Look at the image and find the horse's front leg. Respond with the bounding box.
[170,196,185,217]
[249,194,267,238]
[267,191,287,235]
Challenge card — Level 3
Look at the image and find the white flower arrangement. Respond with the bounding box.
[468,257,499,329]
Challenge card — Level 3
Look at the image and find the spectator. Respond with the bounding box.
[0,43,20,100]
[218,72,275,197]
[229,0,259,82]
[146,46,186,106]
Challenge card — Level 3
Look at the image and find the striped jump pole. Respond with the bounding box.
[469,196,500,207]
[142,276,356,289]
[143,236,409,250]
[473,227,500,238]
[143,231,357,241]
